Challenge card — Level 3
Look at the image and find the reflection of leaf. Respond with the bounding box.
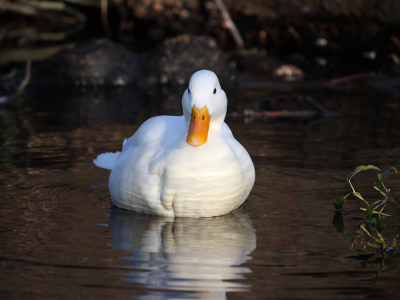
[347,165,380,181]
[385,190,400,205]
[378,167,397,182]
[366,204,374,222]
[333,196,345,212]
[373,215,384,233]
[333,212,345,232]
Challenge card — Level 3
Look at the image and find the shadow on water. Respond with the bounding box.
[109,206,256,300]
[29,86,153,126]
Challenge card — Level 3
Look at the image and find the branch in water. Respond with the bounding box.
[323,72,375,87]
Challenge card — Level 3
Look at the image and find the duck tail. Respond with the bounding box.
[93,152,120,170]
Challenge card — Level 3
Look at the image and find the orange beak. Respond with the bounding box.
[186,105,210,147]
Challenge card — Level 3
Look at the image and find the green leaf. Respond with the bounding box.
[365,204,374,222]
[333,212,345,232]
[385,190,400,205]
[372,215,384,233]
[378,167,397,182]
[347,165,380,181]
[333,196,345,212]
[346,172,354,181]
[364,222,373,236]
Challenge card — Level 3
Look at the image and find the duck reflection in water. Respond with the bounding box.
[109,205,256,300]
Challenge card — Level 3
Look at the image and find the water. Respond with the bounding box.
[1,85,400,299]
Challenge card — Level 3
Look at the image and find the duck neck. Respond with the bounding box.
[209,112,226,134]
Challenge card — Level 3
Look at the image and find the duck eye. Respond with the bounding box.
[213,88,217,94]
[188,88,190,94]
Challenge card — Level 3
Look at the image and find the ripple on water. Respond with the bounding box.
[1,89,400,299]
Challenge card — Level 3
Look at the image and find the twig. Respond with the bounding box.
[214,0,244,48]
[323,72,375,87]
[231,110,319,118]
[101,0,112,37]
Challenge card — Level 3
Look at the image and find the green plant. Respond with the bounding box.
[333,165,399,281]
[333,165,399,225]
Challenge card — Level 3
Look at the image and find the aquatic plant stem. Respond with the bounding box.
[375,252,386,281]
[344,192,352,199]
[358,207,390,217]
[360,225,371,238]
[374,186,386,196]
[366,242,381,249]
[381,182,387,191]
[348,180,370,206]
[374,200,386,213]
[378,204,386,216]
[348,180,356,194]
[373,227,387,249]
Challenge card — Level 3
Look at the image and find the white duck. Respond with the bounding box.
[94,70,255,218]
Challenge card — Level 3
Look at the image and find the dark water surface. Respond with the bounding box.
[1,85,400,299]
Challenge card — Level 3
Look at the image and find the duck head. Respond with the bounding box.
[182,70,227,147]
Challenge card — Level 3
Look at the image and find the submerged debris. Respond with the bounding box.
[232,94,329,126]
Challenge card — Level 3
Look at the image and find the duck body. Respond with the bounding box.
[95,70,255,218]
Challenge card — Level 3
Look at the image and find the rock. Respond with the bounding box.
[143,35,235,88]
[32,35,235,88]
[273,64,304,81]
[33,39,143,86]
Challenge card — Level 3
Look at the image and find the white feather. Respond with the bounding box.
[94,70,255,217]
[93,152,121,170]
